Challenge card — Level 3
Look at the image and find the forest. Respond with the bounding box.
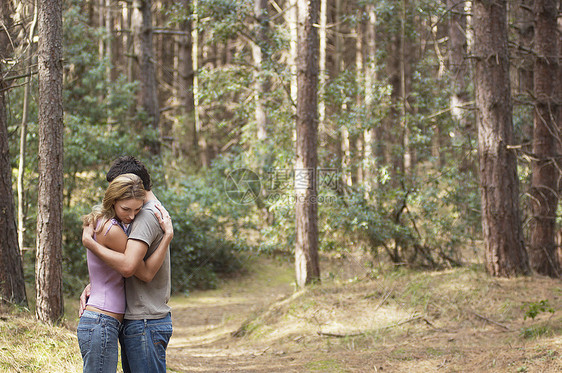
[0,0,561,371]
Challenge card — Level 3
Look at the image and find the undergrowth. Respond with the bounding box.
[0,310,82,373]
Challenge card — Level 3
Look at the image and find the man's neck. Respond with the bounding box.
[145,190,158,202]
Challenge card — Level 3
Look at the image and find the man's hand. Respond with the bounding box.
[79,283,91,317]
[154,203,170,220]
[154,204,173,236]
[82,223,95,250]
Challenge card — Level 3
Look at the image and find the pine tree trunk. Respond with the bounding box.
[132,0,160,153]
[473,0,530,277]
[123,2,134,83]
[362,4,376,194]
[288,0,298,108]
[18,1,38,255]
[36,0,64,322]
[558,0,562,267]
[191,0,209,168]
[253,0,268,144]
[400,0,412,179]
[295,0,320,288]
[447,0,469,122]
[529,0,560,277]
[514,0,534,154]
[514,0,534,95]
[447,0,472,167]
[176,0,194,159]
[0,85,27,308]
[105,0,114,81]
[355,16,364,184]
[318,0,327,142]
[0,0,27,307]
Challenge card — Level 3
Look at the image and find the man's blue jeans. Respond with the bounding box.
[77,310,122,373]
[119,313,173,373]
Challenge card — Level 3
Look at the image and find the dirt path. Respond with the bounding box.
[166,259,309,372]
[165,258,562,373]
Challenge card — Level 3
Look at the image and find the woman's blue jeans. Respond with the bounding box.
[77,310,122,373]
[119,313,173,373]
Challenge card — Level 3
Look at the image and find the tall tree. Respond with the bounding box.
[123,1,135,83]
[288,0,298,109]
[175,0,195,159]
[362,3,377,193]
[18,0,38,254]
[36,0,64,322]
[400,0,412,179]
[513,0,534,96]
[318,0,327,140]
[252,0,269,147]
[295,0,320,287]
[0,0,28,307]
[447,0,470,138]
[513,0,534,155]
[333,0,352,187]
[473,0,530,276]
[191,0,209,167]
[529,0,560,277]
[558,0,562,267]
[132,0,160,153]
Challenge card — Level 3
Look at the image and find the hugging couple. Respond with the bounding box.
[77,156,174,373]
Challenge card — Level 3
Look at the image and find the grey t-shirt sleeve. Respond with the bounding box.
[128,206,161,256]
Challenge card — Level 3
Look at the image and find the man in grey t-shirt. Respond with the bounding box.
[81,156,173,373]
[125,199,171,319]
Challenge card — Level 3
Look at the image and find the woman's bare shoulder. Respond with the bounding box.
[97,219,127,253]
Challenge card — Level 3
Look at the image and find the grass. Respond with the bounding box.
[212,257,562,371]
[0,310,82,373]
[3,255,562,372]
[304,359,345,372]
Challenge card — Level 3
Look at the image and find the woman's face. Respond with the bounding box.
[114,198,144,224]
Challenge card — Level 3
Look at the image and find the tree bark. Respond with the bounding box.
[400,0,412,179]
[362,4,376,193]
[355,15,364,185]
[123,2,134,83]
[0,96,27,307]
[0,0,28,307]
[191,0,209,168]
[295,0,320,288]
[132,0,160,153]
[253,0,269,144]
[318,0,327,142]
[36,0,64,322]
[18,0,38,255]
[514,0,534,96]
[447,0,469,122]
[447,0,472,164]
[473,0,530,277]
[176,0,194,159]
[105,0,115,81]
[288,0,298,108]
[514,0,534,154]
[558,0,562,267]
[529,0,560,277]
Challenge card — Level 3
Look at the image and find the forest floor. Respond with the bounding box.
[165,254,562,373]
[1,253,561,372]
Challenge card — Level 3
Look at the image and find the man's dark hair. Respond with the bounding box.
[106,156,152,191]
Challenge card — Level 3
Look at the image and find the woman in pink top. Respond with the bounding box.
[77,173,173,373]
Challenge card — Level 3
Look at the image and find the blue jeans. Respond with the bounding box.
[77,310,122,373]
[119,313,173,373]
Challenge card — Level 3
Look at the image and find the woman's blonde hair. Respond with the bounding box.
[82,173,146,233]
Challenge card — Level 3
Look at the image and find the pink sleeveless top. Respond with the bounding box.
[86,218,126,314]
